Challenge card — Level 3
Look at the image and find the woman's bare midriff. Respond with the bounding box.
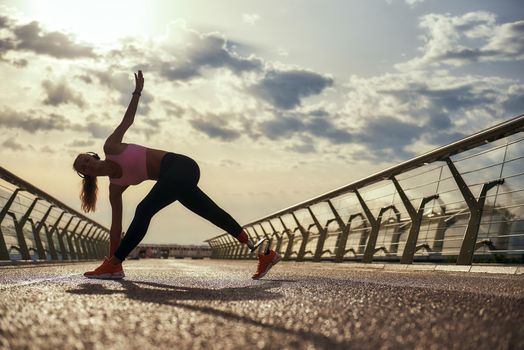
[146,147,168,180]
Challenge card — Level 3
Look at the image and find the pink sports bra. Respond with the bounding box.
[105,144,148,186]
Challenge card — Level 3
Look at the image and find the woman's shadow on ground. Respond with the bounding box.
[66,278,347,349]
[67,278,286,302]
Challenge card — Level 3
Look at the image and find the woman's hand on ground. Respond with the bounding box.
[134,70,144,94]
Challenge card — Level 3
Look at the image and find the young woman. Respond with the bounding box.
[73,70,281,280]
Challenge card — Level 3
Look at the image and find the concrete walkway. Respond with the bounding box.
[1,259,523,349]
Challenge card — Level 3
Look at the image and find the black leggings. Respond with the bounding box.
[114,153,243,261]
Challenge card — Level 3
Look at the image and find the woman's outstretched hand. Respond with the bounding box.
[133,70,144,94]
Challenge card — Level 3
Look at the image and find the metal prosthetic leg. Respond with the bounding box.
[249,238,272,255]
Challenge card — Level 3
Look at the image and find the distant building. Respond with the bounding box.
[129,244,211,259]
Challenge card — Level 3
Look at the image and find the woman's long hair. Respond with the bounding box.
[75,152,99,213]
[80,175,98,212]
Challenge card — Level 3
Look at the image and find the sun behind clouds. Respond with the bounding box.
[29,0,152,45]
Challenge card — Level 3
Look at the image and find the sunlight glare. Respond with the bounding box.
[30,0,151,45]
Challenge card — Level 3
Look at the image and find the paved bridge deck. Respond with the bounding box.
[1,259,523,350]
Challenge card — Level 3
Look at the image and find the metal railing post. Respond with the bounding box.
[75,222,88,259]
[355,189,379,263]
[68,219,83,260]
[83,224,96,259]
[101,229,110,258]
[348,213,367,258]
[445,158,505,265]
[432,206,450,253]
[21,197,42,259]
[279,217,294,260]
[90,228,101,258]
[257,223,270,240]
[32,203,55,260]
[49,210,66,260]
[7,194,40,260]
[85,226,97,259]
[100,231,110,258]
[386,206,402,254]
[308,207,329,261]
[83,226,94,258]
[268,220,282,253]
[87,226,100,259]
[7,212,31,260]
[46,210,65,261]
[43,225,58,261]
[60,216,76,260]
[27,218,46,260]
[291,212,309,261]
[375,205,401,256]
[0,189,21,260]
[327,199,349,262]
[391,176,439,264]
[248,226,261,240]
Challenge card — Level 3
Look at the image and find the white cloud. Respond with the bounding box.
[342,69,523,157]
[484,20,524,58]
[242,13,261,25]
[127,22,263,83]
[0,14,96,60]
[397,11,524,70]
[41,78,86,107]
[0,107,71,133]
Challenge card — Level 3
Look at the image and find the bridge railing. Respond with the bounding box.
[206,114,524,265]
[0,167,109,262]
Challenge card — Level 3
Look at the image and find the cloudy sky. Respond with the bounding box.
[1,0,523,245]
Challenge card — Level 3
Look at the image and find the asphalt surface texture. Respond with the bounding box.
[1,259,523,350]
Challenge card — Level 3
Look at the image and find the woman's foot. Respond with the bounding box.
[252,250,281,280]
[84,257,125,279]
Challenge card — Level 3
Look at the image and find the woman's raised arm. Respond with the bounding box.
[104,70,144,149]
